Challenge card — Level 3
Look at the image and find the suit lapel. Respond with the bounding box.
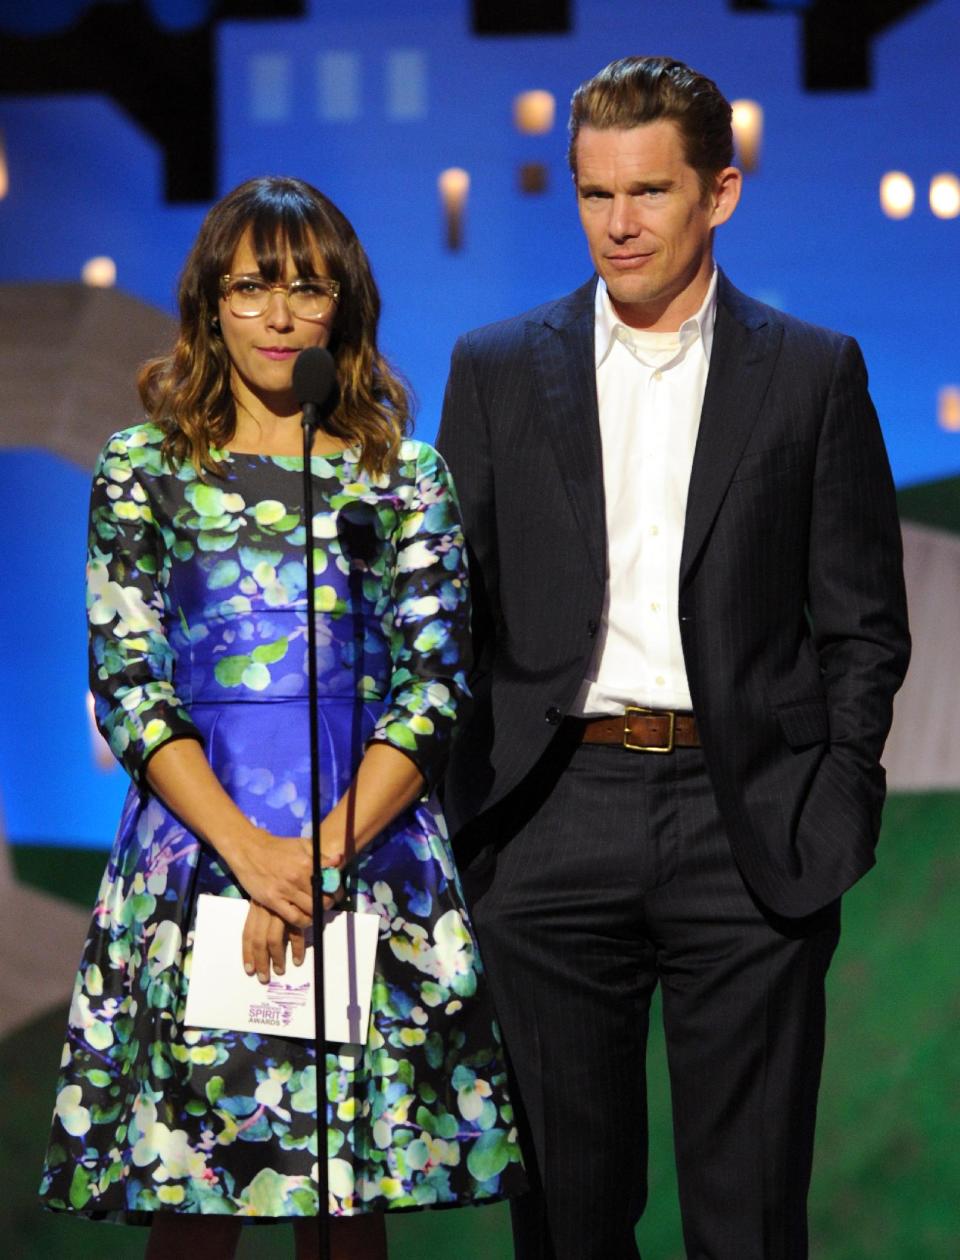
[527,280,607,584]
[680,275,783,586]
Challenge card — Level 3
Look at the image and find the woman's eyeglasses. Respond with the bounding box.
[219,274,340,321]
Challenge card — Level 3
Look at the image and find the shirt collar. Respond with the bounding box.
[595,265,718,369]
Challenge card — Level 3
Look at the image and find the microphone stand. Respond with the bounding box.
[301,403,330,1260]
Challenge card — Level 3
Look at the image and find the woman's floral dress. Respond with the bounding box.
[38,423,524,1223]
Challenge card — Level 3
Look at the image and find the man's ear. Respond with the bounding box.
[710,166,742,228]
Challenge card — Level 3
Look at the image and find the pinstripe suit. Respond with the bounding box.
[437,272,909,1258]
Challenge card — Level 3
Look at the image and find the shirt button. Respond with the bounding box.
[587,619,598,637]
[650,525,660,537]
[650,602,660,613]
[653,369,662,380]
[655,676,666,687]
[545,706,562,725]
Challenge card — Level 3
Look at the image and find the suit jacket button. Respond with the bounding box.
[587,619,598,636]
[545,706,562,725]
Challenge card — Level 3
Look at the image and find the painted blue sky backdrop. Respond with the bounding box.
[1,0,957,846]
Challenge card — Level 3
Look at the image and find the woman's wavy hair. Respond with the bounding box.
[139,176,411,477]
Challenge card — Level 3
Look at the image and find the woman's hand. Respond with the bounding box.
[240,850,344,984]
[145,741,342,925]
[242,901,307,984]
[230,830,343,927]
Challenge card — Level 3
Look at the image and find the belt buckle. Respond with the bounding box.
[623,705,675,753]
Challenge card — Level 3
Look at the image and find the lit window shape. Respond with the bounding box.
[880,171,914,219]
[938,386,960,432]
[439,168,470,251]
[82,256,116,287]
[317,51,360,122]
[514,90,555,135]
[387,50,427,120]
[0,131,8,200]
[929,173,960,220]
[730,99,763,173]
[249,52,291,123]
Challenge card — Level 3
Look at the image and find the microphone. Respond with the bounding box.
[337,501,379,569]
[293,346,339,433]
[294,341,340,1260]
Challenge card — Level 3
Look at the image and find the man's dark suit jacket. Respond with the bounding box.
[437,271,910,919]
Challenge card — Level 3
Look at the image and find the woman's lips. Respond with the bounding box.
[257,347,300,360]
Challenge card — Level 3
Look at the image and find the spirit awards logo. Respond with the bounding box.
[247,980,310,1029]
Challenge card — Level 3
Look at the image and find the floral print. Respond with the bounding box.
[39,424,524,1221]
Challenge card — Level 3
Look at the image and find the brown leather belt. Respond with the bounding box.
[578,706,699,753]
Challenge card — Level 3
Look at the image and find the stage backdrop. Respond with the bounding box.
[0,2,957,1256]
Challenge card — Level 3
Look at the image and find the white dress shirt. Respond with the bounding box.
[570,268,717,717]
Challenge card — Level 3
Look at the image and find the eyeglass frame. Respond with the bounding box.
[218,273,341,321]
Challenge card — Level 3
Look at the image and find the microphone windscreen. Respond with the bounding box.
[337,501,379,564]
[293,346,337,408]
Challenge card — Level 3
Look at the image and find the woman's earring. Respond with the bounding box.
[210,316,221,333]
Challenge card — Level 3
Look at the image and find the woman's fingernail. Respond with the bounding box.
[275,967,284,976]
[244,963,254,975]
[258,972,268,983]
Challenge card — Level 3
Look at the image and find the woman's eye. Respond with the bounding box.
[296,282,326,296]
[235,280,265,294]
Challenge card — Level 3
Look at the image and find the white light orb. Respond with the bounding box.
[438,167,470,206]
[929,173,960,220]
[879,172,915,220]
[731,99,763,173]
[938,386,960,431]
[514,90,556,136]
[82,256,117,287]
[438,168,470,251]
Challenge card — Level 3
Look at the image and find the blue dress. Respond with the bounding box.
[39,424,523,1221]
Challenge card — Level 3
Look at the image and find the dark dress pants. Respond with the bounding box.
[462,723,841,1260]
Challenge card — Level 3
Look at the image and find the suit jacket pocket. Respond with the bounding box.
[730,439,810,484]
[775,697,830,749]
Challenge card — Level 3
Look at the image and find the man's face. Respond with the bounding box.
[575,120,740,330]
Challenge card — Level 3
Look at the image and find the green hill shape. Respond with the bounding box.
[897,474,960,537]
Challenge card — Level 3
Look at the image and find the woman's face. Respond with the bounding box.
[217,228,336,419]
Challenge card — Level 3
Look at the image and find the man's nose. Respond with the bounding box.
[608,194,638,241]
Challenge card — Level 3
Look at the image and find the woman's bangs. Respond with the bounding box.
[248,203,329,281]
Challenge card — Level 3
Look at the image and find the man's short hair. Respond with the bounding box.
[568,56,734,194]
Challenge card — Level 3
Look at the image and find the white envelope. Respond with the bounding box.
[184,894,380,1045]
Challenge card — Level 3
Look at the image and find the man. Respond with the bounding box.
[437,56,910,1260]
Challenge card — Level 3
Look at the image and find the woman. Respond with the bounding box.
[39,176,524,1259]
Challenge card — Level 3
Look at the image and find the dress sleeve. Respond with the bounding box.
[87,431,201,786]
[368,444,471,788]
